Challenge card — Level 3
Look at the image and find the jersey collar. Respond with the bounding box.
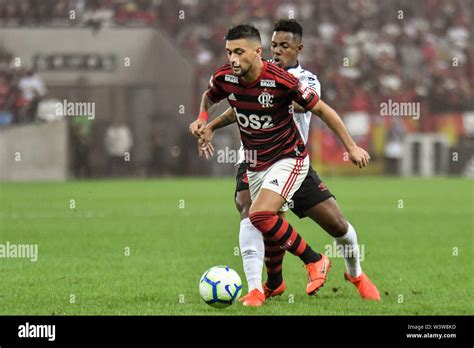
[285,61,300,71]
[267,59,300,71]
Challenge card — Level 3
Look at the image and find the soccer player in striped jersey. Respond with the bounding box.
[190,23,379,306]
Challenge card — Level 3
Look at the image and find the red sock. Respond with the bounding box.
[250,211,320,264]
[264,237,285,289]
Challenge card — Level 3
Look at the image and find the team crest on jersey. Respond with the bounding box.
[225,74,239,84]
[260,79,276,87]
[258,92,273,108]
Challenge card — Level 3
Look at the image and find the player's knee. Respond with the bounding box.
[249,211,276,232]
[329,215,348,237]
[236,201,250,219]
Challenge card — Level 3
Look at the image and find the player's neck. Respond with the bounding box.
[285,60,298,70]
[241,60,264,84]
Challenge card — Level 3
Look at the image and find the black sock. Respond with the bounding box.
[266,271,283,290]
[299,247,322,265]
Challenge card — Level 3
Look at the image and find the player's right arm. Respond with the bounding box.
[198,107,237,158]
[208,107,236,132]
[192,67,234,155]
[189,90,216,138]
[190,69,231,138]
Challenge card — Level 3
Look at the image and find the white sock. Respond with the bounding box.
[239,218,264,293]
[334,222,362,278]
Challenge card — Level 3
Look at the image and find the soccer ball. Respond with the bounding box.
[199,265,243,308]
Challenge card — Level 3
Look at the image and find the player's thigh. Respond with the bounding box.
[304,197,348,238]
[249,188,286,215]
[235,189,251,219]
[248,157,309,215]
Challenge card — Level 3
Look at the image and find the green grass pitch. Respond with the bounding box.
[0,177,472,315]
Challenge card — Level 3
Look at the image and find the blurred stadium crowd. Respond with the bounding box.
[174,0,472,115]
[0,0,472,178]
[0,0,472,127]
[0,51,47,125]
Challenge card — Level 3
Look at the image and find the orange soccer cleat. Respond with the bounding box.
[305,254,331,295]
[263,280,286,299]
[344,272,381,301]
[239,288,266,307]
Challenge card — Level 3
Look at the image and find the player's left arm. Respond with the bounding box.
[291,72,368,168]
[292,72,321,114]
[310,100,370,168]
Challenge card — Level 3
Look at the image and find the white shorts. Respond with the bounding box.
[247,156,310,211]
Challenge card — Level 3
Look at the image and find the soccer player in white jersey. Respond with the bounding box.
[190,20,380,306]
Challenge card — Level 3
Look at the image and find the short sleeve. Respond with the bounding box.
[299,71,321,97]
[291,80,320,111]
[206,74,227,103]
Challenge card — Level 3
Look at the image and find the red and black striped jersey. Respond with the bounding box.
[206,60,319,171]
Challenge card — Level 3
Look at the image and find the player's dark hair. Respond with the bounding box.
[273,19,303,40]
[225,24,261,42]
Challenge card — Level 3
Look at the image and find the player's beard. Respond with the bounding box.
[236,64,251,77]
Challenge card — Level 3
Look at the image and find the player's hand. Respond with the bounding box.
[189,118,206,138]
[198,126,215,159]
[348,146,370,168]
[200,125,214,144]
[198,138,214,159]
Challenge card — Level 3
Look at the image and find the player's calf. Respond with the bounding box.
[263,237,285,290]
[305,197,380,297]
[236,189,265,294]
[248,158,330,295]
[249,210,321,263]
[304,197,348,238]
[250,210,330,295]
[239,217,264,294]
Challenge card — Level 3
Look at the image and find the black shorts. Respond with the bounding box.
[235,162,335,219]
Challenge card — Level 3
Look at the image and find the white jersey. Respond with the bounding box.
[287,63,321,144]
[237,63,321,164]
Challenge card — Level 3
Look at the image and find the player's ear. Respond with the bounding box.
[255,46,262,58]
[297,43,304,52]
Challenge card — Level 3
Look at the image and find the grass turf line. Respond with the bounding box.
[0,177,472,315]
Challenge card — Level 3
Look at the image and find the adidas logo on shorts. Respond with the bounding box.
[269,179,279,186]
